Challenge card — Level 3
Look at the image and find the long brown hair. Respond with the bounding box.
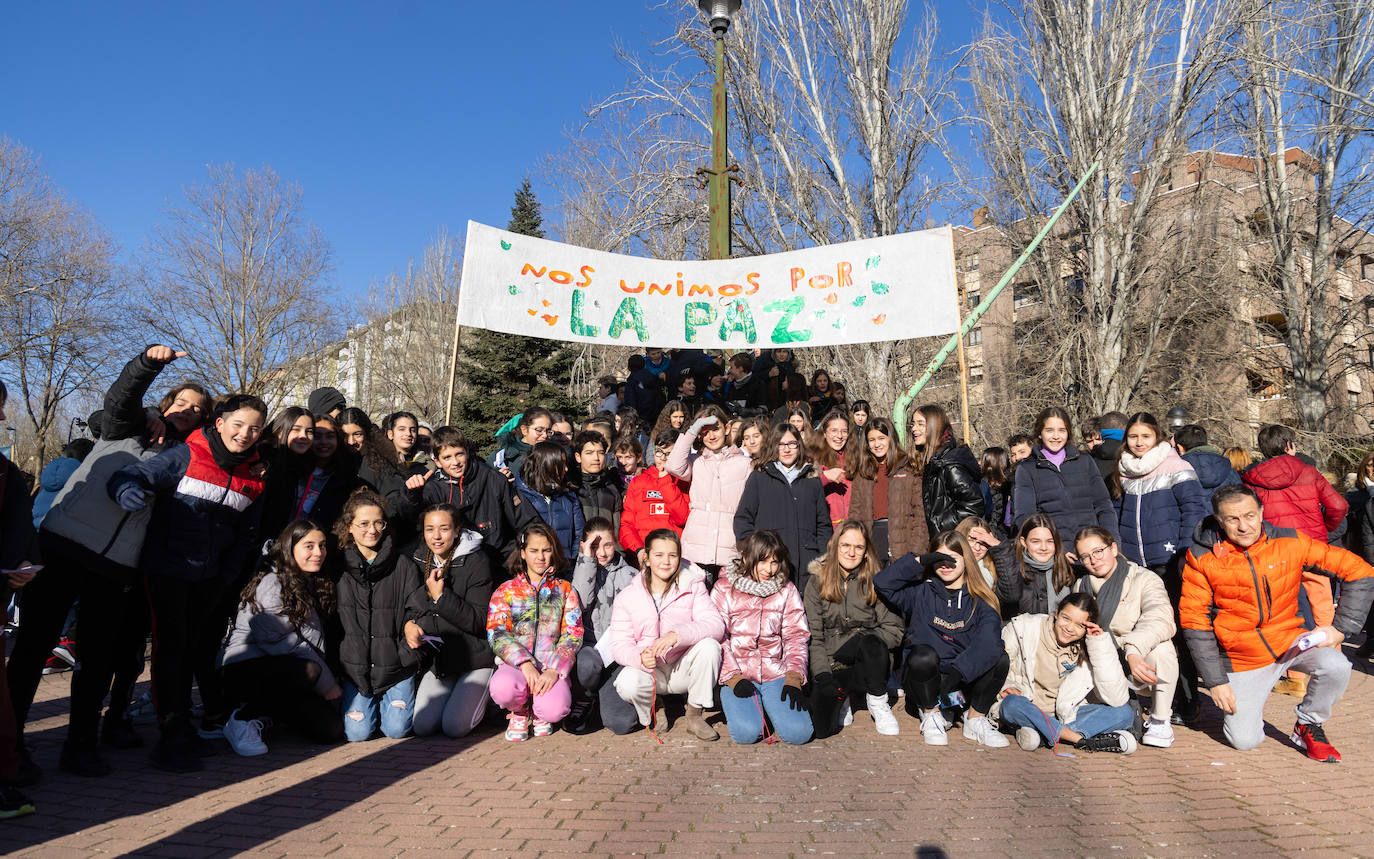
[810,407,856,470]
[1016,513,1074,590]
[651,399,692,440]
[241,519,337,625]
[815,521,882,605]
[1032,406,1074,449]
[506,521,569,579]
[909,403,954,474]
[931,530,1000,618]
[850,416,909,480]
[1108,412,1164,499]
[333,488,388,548]
[754,423,808,472]
[736,415,773,469]
[729,530,791,583]
[690,404,731,451]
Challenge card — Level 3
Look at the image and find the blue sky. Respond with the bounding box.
[3,2,980,298]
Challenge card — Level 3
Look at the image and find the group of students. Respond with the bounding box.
[3,344,1374,822]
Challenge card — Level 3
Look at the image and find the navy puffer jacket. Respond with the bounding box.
[875,553,1004,681]
[1181,446,1242,501]
[514,475,585,560]
[1114,447,1210,567]
[1012,444,1119,543]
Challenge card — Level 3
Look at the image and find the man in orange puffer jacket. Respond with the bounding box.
[1181,485,1373,761]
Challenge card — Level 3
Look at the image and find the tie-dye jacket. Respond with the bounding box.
[486,572,584,679]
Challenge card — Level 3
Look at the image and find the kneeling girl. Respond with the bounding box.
[711,531,812,745]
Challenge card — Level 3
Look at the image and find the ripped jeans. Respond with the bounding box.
[341,676,417,742]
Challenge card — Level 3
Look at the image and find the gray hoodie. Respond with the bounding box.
[219,571,336,697]
[572,551,639,644]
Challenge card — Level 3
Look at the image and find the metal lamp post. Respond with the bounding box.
[696,0,740,260]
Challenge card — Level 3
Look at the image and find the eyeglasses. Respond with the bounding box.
[352,521,387,533]
[778,441,800,449]
[1080,545,1112,562]
[528,426,551,437]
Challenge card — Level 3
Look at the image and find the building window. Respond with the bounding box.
[1248,372,1284,401]
[969,366,985,382]
[1362,255,1373,282]
[967,327,983,347]
[1013,283,1039,308]
[967,291,980,310]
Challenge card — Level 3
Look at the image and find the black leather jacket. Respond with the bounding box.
[922,440,985,535]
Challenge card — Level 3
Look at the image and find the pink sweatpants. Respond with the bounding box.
[489,663,572,722]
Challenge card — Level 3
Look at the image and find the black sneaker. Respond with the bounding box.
[12,745,40,788]
[101,713,143,750]
[0,785,36,820]
[562,697,602,736]
[149,719,203,774]
[197,712,227,740]
[1076,730,1138,754]
[1128,699,1145,742]
[59,741,112,778]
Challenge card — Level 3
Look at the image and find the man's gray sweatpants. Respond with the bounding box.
[1222,646,1351,751]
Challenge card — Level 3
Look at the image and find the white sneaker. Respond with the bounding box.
[1015,726,1042,750]
[224,709,268,757]
[838,697,853,727]
[919,709,948,746]
[962,714,1010,748]
[1142,718,1175,748]
[865,693,899,736]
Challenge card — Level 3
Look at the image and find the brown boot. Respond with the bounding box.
[682,706,719,741]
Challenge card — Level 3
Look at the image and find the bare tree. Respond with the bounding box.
[965,0,1232,418]
[358,229,464,424]
[0,137,125,470]
[140,164,338,400]
[544,0,956,415]
[1227,0,1374,443]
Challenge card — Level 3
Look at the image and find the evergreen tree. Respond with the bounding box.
[451,179,579,454]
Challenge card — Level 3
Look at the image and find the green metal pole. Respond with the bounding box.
[894,162,1101,446]
[708,34,730,260]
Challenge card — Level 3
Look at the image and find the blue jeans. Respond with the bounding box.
[719,677,813,745]
[341,676,417,742]
[999,694,1133,747]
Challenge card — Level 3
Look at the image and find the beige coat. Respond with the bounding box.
[993,614,1129,724]
[1082,561,1177,659]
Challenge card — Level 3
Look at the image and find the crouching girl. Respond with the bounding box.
[1071,526,1178,748]
[486,523,583,741]
[606,529,725,740]
[875,532,1009,747]
[409,504,497,739]
[219,519,345,756]
[712,531,812,745]
[994,592,1138,754]
[336,490,425,742]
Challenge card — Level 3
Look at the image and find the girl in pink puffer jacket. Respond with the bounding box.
[605,529,725,740]
[666,406,751,576]
[711,531,813,745]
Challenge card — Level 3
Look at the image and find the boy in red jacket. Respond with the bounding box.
[1242,425,1347,628]
[620,430,689,561]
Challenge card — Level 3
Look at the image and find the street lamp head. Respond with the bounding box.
[1165,406,1190,429]
[698,0,741,38]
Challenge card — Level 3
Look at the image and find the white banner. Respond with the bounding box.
[456,221,957,349]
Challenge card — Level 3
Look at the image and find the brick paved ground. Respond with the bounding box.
[6,651,1374,857]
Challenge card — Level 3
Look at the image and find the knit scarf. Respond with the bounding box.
[725,568,783,597]
[1117,443,1172,479]
[1075,557,1129,648]
[203,426,254,473]
[1024,553,1068,613]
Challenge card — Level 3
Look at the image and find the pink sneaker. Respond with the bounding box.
[532,717,554,738]
[505,711,530,742]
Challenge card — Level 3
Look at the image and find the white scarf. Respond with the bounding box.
[1117,443,1172,479]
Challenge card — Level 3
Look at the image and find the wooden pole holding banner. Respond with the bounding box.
[894,162,1101,446]
[950,228,973,446]
[443,320,462,427]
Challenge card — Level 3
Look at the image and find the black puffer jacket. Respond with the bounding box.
[732,462,833,596]
[337,535,424,696]
[1345,487,1374,565]
[922,440,985,534]
[575,467,623,532]
[406,531,496,679]
[421,456,538,556]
